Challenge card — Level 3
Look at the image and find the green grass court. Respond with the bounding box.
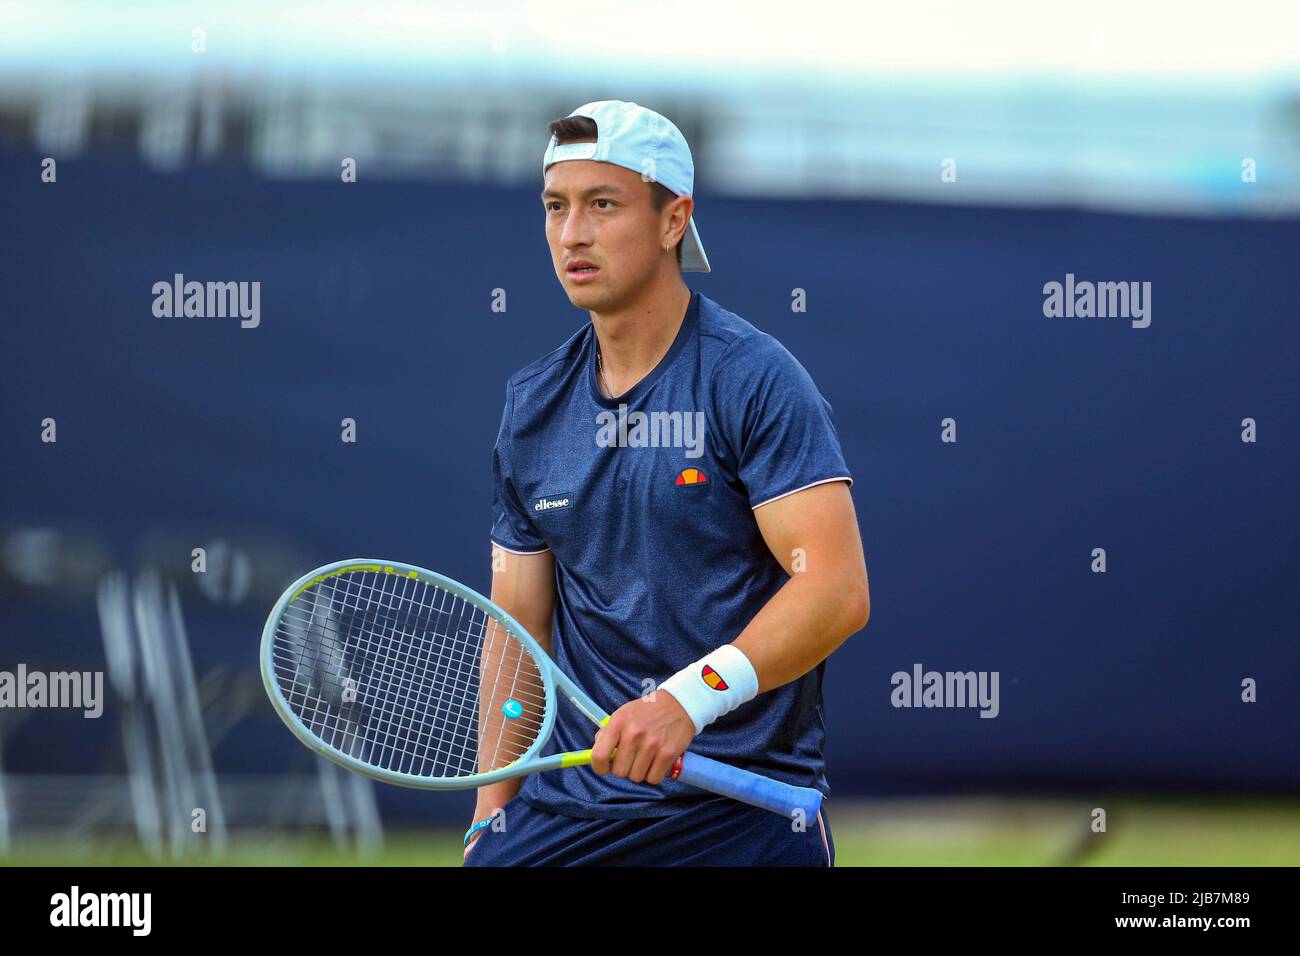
[4,798,1297,866]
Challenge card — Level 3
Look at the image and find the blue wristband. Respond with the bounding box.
[463,816,494,847]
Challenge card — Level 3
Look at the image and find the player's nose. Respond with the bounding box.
[559,208,594,247]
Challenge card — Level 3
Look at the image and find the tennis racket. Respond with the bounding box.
[260,559,823,820]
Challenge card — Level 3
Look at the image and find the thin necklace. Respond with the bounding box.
[595,341,613,397]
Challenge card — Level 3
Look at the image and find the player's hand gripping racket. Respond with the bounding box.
[260,559,822,820]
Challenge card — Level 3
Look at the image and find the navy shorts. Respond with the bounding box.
[462,795,834,867]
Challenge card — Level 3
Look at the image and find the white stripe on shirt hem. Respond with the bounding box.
[489,539,551,555]
[751,476,853,511]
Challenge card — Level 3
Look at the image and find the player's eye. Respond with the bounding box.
[593,199,613,209]
[544,201,563,212]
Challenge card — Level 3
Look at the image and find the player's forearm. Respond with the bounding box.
[489,544,555,655]
[732,562,870,692]
[474,778,522,819]
[476,546,556,809]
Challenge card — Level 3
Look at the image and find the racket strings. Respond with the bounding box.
[270,569,547,780]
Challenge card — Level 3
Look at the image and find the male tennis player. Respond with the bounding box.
[464,100,870,866]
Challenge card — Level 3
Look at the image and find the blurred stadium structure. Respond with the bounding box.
[0,1,1297,863]
[1,1,1298,212]
[0,554,382,860]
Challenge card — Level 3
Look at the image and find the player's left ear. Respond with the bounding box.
[662,194,693,250]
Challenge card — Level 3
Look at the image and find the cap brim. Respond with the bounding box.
[681,216,711,273]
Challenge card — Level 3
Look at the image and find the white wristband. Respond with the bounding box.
[658,645,759,735]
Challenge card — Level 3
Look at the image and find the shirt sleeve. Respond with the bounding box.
[490,382,549,553]
[712,332,854,509]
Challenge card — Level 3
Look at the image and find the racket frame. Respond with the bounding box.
[262,559,583,790]
[262,558,825,821]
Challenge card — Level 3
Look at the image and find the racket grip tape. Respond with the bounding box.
[670,752,823,821]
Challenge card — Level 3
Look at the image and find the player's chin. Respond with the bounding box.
[563,282,607,308]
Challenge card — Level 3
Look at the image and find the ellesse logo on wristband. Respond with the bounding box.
[701,664,729,691]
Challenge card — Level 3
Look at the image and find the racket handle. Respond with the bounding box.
[671,752,824,821]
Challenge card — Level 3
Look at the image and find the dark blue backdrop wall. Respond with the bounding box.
[1,153,1296,823]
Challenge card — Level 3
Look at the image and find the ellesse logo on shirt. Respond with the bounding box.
[532,492,573,514]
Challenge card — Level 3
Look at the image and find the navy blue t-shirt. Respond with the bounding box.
[490,290,853,819]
